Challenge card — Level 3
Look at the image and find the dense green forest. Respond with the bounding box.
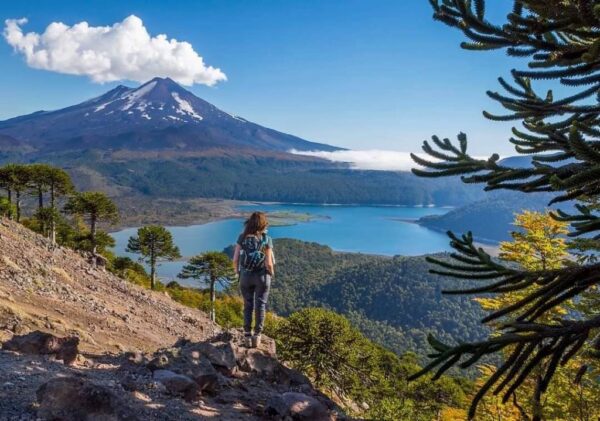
[4,152,484,206]
[269,239,489,358]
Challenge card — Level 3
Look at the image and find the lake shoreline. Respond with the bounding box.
[109,197,248,232]
[112,203,456,280]
[245,201,455,208]
[109,196,456,232]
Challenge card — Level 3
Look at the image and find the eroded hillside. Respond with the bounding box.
[0,218,341,420]
[0,218,219,353]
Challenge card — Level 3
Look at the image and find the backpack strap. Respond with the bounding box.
[260,233,269,251]
[242,232,268,252]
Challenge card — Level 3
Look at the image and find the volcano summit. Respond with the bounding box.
[0,77,338,154]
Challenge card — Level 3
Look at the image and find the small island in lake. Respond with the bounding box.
[265,211,329,227]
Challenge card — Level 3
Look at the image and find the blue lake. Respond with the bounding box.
[112,203,453,283]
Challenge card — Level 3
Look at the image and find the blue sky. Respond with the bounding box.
[0,0,520,155]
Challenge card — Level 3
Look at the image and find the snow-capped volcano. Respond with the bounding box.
[0,77,338,153]
[88,77,227,123]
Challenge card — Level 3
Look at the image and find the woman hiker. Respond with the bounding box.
[232,211,275,348]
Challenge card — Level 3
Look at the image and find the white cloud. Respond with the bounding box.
[290,149,431,171]
[3,15,227,86]
[292,149,496,171]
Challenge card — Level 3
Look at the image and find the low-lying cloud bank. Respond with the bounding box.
[3,15,227,86]
[290,149,429,171]
[292,149,497,171]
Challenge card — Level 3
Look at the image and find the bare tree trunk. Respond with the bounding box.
[37,187,46,234]
[210,277,216,322]
[50,184,56,244]
[150,252,156,290]
[15,190,21,222]
[50,185,56,244]
[5,189,13,220]
[90,215,97,256]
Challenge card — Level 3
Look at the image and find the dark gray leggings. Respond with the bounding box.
[240,271,271,335]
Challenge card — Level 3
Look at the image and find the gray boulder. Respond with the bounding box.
[36,377,138,420]
[187,356,220,392]
[238,348,280,378]
[3,330,79,365]
[152,369,196,395]
[191,341,237,374]
[267,392,331,420]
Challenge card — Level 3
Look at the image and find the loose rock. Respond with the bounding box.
[267,392,331,420]
[192,341,237,374]
[2,330,79,365]
[146,354,169,371]
[36,377,139,420]
[152,369,197,395]
[188,356,220,392]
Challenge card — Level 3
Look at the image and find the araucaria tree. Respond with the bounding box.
[0,164,31,222]
[275,308,373,393]
[0,166,17,218]
[28,164,53,211]
[28,164,74,241]
[64,192,119,255]
[410,1,600,420]
[177,251,236,322]
[126,225,181,290]
[0,163,73,239]
[45,166,74,243]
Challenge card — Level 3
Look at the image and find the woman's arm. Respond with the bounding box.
[265,247,274,276]
[232,244,241,275]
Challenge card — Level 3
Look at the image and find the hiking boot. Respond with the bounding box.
[251,334,261,349]
[243,334,252,348]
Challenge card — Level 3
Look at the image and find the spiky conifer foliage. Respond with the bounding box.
[410,1,600,419]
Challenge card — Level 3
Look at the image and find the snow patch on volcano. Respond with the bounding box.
[172,92,202,120]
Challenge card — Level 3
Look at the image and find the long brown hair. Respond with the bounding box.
[242,211,268,237]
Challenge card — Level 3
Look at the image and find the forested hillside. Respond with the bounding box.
[1,149,485,206]
[70,155,484,205]
[270,239,488,358]
[0,76,487,207]
[417,191,564,242]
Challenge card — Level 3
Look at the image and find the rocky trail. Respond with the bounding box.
[0,218,343,420]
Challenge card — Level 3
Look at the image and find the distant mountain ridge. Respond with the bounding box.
[0,77,339,153]
[498,154,581,169]
[0,77,487,206]
[418,190,576,243]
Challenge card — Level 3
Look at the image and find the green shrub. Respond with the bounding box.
[272,307,468,419]
[0,197,16,218]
